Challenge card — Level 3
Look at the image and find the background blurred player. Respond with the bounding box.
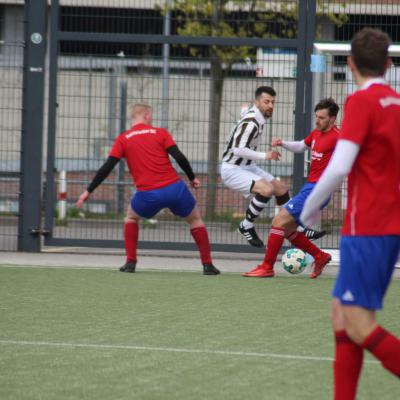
[221,86,324,248]
[243,98,340,278]
[76,103,220,276]
[301,28,400,399]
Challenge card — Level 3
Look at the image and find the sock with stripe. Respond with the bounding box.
[191,226,212,264]
[242,194,271,229]
[262,226,285,267]
[334,330,364,400]
[286,231,322,258]
[363,325,400,377]
[124,221,138,262]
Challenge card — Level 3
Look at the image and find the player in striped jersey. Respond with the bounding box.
[221,86,325,247]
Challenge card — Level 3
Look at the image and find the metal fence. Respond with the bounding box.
[1,0,400,253]
[43,0,314,253]
[0,4,24,251]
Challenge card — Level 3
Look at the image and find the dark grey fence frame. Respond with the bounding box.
[19,0,318,252]
[18,0,47,252]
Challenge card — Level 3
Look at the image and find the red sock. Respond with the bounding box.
[363,325,400,377]
[286,231,321,258]
[191,226,212,264]
[263,226,285,266]
[334,330,364,400]
[124,222,138,262]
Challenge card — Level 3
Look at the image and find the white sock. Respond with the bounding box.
[241,219,254,229]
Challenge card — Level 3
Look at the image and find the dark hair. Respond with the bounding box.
[255,86,276,98]
[314,98,339,117]
[351,28,391,77]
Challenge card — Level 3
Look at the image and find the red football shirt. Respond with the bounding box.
[109,123,180,191]
[304,125,340,183]
[340,81,400,235]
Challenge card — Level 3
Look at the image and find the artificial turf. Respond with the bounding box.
[0,266,399,400]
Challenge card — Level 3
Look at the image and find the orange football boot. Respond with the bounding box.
[242,264,275,278]
[310,252,332,279]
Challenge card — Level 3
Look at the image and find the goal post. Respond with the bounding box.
[311,42,400,215]
[311,42,400,112]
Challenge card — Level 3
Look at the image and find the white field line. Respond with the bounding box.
[0,339,379,364]
[0,264,118,271]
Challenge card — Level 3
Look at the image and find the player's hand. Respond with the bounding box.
[76,190,90,208]
[190,178,201,189]
[300,207,321,227]
[271,138,283,147]
[267,150,281,161]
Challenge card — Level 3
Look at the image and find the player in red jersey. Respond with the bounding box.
[76,103,220,275]
[301,28,400,399]
[242,98,339,278]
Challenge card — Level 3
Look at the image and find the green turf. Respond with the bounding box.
[0,266,399,400]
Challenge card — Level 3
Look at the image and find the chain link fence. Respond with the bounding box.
[1,0,400,252]
[0,4,24,250]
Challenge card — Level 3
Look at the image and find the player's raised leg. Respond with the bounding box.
[243,185,331,278]
[238,178,274,247]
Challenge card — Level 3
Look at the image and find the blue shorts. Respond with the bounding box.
[284,182,330,225]
[131,179,196,219]
[333,235,400,310]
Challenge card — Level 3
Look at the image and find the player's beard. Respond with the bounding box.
[319,121,333,132]
[263,109,273,119]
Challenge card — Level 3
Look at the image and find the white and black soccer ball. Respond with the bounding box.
[282,248,308,275]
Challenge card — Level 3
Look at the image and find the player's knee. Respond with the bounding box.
[273,180,288,196]
[255,181,274,197]
[124,216,139,224]
[343,316,376,345]
[330,300,345,331]
[344,324,365,345]
[185,207,204,228]
[187,219,204,230]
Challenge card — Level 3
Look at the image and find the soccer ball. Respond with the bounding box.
[282,248,308,275]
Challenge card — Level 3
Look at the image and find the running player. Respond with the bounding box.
[221,86,325,247]
[76,103,220,276]
[301,28,400,399]
[242,98,340,278]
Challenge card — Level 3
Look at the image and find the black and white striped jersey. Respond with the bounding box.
[222,105,266,166]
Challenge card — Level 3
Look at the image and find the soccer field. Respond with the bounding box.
[1,266,399,400]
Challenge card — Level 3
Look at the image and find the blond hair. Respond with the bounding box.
[130,103,152,119]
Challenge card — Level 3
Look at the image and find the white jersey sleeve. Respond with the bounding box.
[233,147,266,161]
[300,139,360,226]
[282,140,307,153]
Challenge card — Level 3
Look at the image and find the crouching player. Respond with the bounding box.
[76,103,220,276]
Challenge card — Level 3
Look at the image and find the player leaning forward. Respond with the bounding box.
[301,28,400,399]
[76,103,220,276]
[220,86,324,248]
